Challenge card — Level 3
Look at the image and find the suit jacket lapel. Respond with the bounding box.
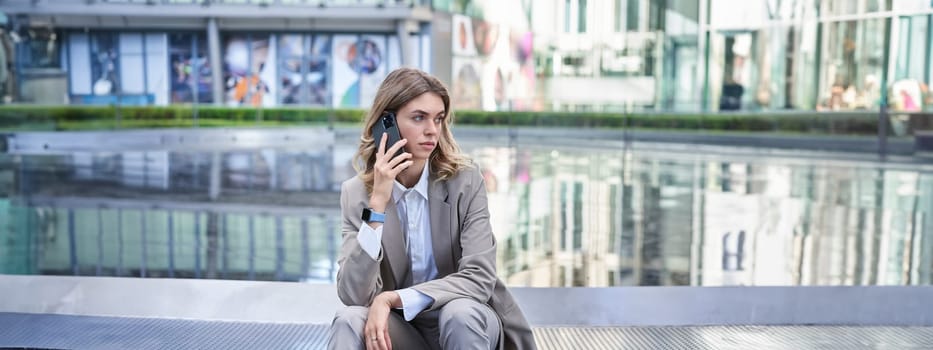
[382,201,410,287]
[429,176,455,276]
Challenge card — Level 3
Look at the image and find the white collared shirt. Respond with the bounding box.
[357,163,437,321]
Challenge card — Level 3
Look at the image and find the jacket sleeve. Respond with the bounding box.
[335,179,383,306]
[412,168,497,311]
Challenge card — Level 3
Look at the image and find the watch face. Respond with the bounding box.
[362,208,384,223]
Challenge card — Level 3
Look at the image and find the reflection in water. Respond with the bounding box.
[0,144,341,283]
[1,129,931,287]
[474,145,932,287]
[7,203,339,282]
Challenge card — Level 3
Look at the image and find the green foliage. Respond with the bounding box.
[0,105,881,135]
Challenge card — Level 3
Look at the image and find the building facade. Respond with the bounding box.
[1,0,931,113]
[1,0,436,108]
[532,0,933,112]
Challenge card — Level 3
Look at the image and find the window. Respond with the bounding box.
[18,28,61,69]
[578,0,587,33]
[67,31,168,105]
[278,34,332,106]
[170,33,213,104]
[648,0,663,31]
[817,19,886,111]
[572,182,583,250]
[893,15,932,111]
[614,0,623,32]
[564,0,572,33]
[626,0,640,31]
[222,34,273,107]
[90,33,120,95]
[565,0,588,33]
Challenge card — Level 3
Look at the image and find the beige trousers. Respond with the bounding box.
[327,298,500,350]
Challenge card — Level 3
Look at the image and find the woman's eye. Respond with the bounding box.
[413,115,424,121]
[434,117,444,124]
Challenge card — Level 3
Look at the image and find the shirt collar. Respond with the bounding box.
[393,162,430,202]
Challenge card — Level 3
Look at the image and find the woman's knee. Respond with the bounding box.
[438,299,486,329]
[332,305,368,328]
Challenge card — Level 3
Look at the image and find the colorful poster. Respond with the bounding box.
[452,57,482,110]
[223,34,275,107]
[358,35,387,108]
[332,35,360,108]
[169,34,213,104]
[510,30,535,110]
[278,34,304,105]
[451,14,535,111]
[260,35,277,107]
[452,15,478,57]
[308,35,332,106]
[279,34,332,106]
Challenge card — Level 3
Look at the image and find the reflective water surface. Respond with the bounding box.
[1,128,931,287]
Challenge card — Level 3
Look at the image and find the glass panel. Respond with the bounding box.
[790,19,819,109]
[626,0,639,31]
[718,33,754,111]
[892,15,930,112]
[309,35,333,106]
[278,34,332,106]
[823,0,888,15]
[564,0,572,33]
[119,33,145,95]
[358,35,387,108]
[578,0,587,33]
[90,33,120,95]
[145,33,169,105]
[614,0,623,32]
[817,19,885,111]
[223,34,273,107]
[893,0,933,11]
[278,34,305,105]
[195,35,214,104]
[169,33,212,104]
[68,34,92,95]
[19,28,61,69]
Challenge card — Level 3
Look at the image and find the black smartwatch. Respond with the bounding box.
[361,208,386,223]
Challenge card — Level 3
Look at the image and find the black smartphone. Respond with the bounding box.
[371,111,405,159]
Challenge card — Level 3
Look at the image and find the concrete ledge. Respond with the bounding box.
[3,275,933,326]
[0,274,341,324]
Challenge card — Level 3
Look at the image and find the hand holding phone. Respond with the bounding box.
[372,111,405,159]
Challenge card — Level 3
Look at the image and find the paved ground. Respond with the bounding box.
[3,312,933,350]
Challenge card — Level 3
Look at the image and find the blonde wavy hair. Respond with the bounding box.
[353,67,472,193]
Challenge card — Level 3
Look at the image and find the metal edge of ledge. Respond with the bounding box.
[3,275,933,327]
[509,286,933,327]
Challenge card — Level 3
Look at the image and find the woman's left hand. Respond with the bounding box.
[364,292,400,350]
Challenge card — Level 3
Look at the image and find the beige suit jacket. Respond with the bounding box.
[337,165,536,350]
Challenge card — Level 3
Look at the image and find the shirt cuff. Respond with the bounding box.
[357,223,383,259]
[396,288,434,321]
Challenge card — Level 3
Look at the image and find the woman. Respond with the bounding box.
[328,67,536,350]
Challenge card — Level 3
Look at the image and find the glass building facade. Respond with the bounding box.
[700,0,932,112]
[532,0,933,112]
[3,0,930,112]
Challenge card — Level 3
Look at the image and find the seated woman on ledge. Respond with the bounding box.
[328,67,536,350]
